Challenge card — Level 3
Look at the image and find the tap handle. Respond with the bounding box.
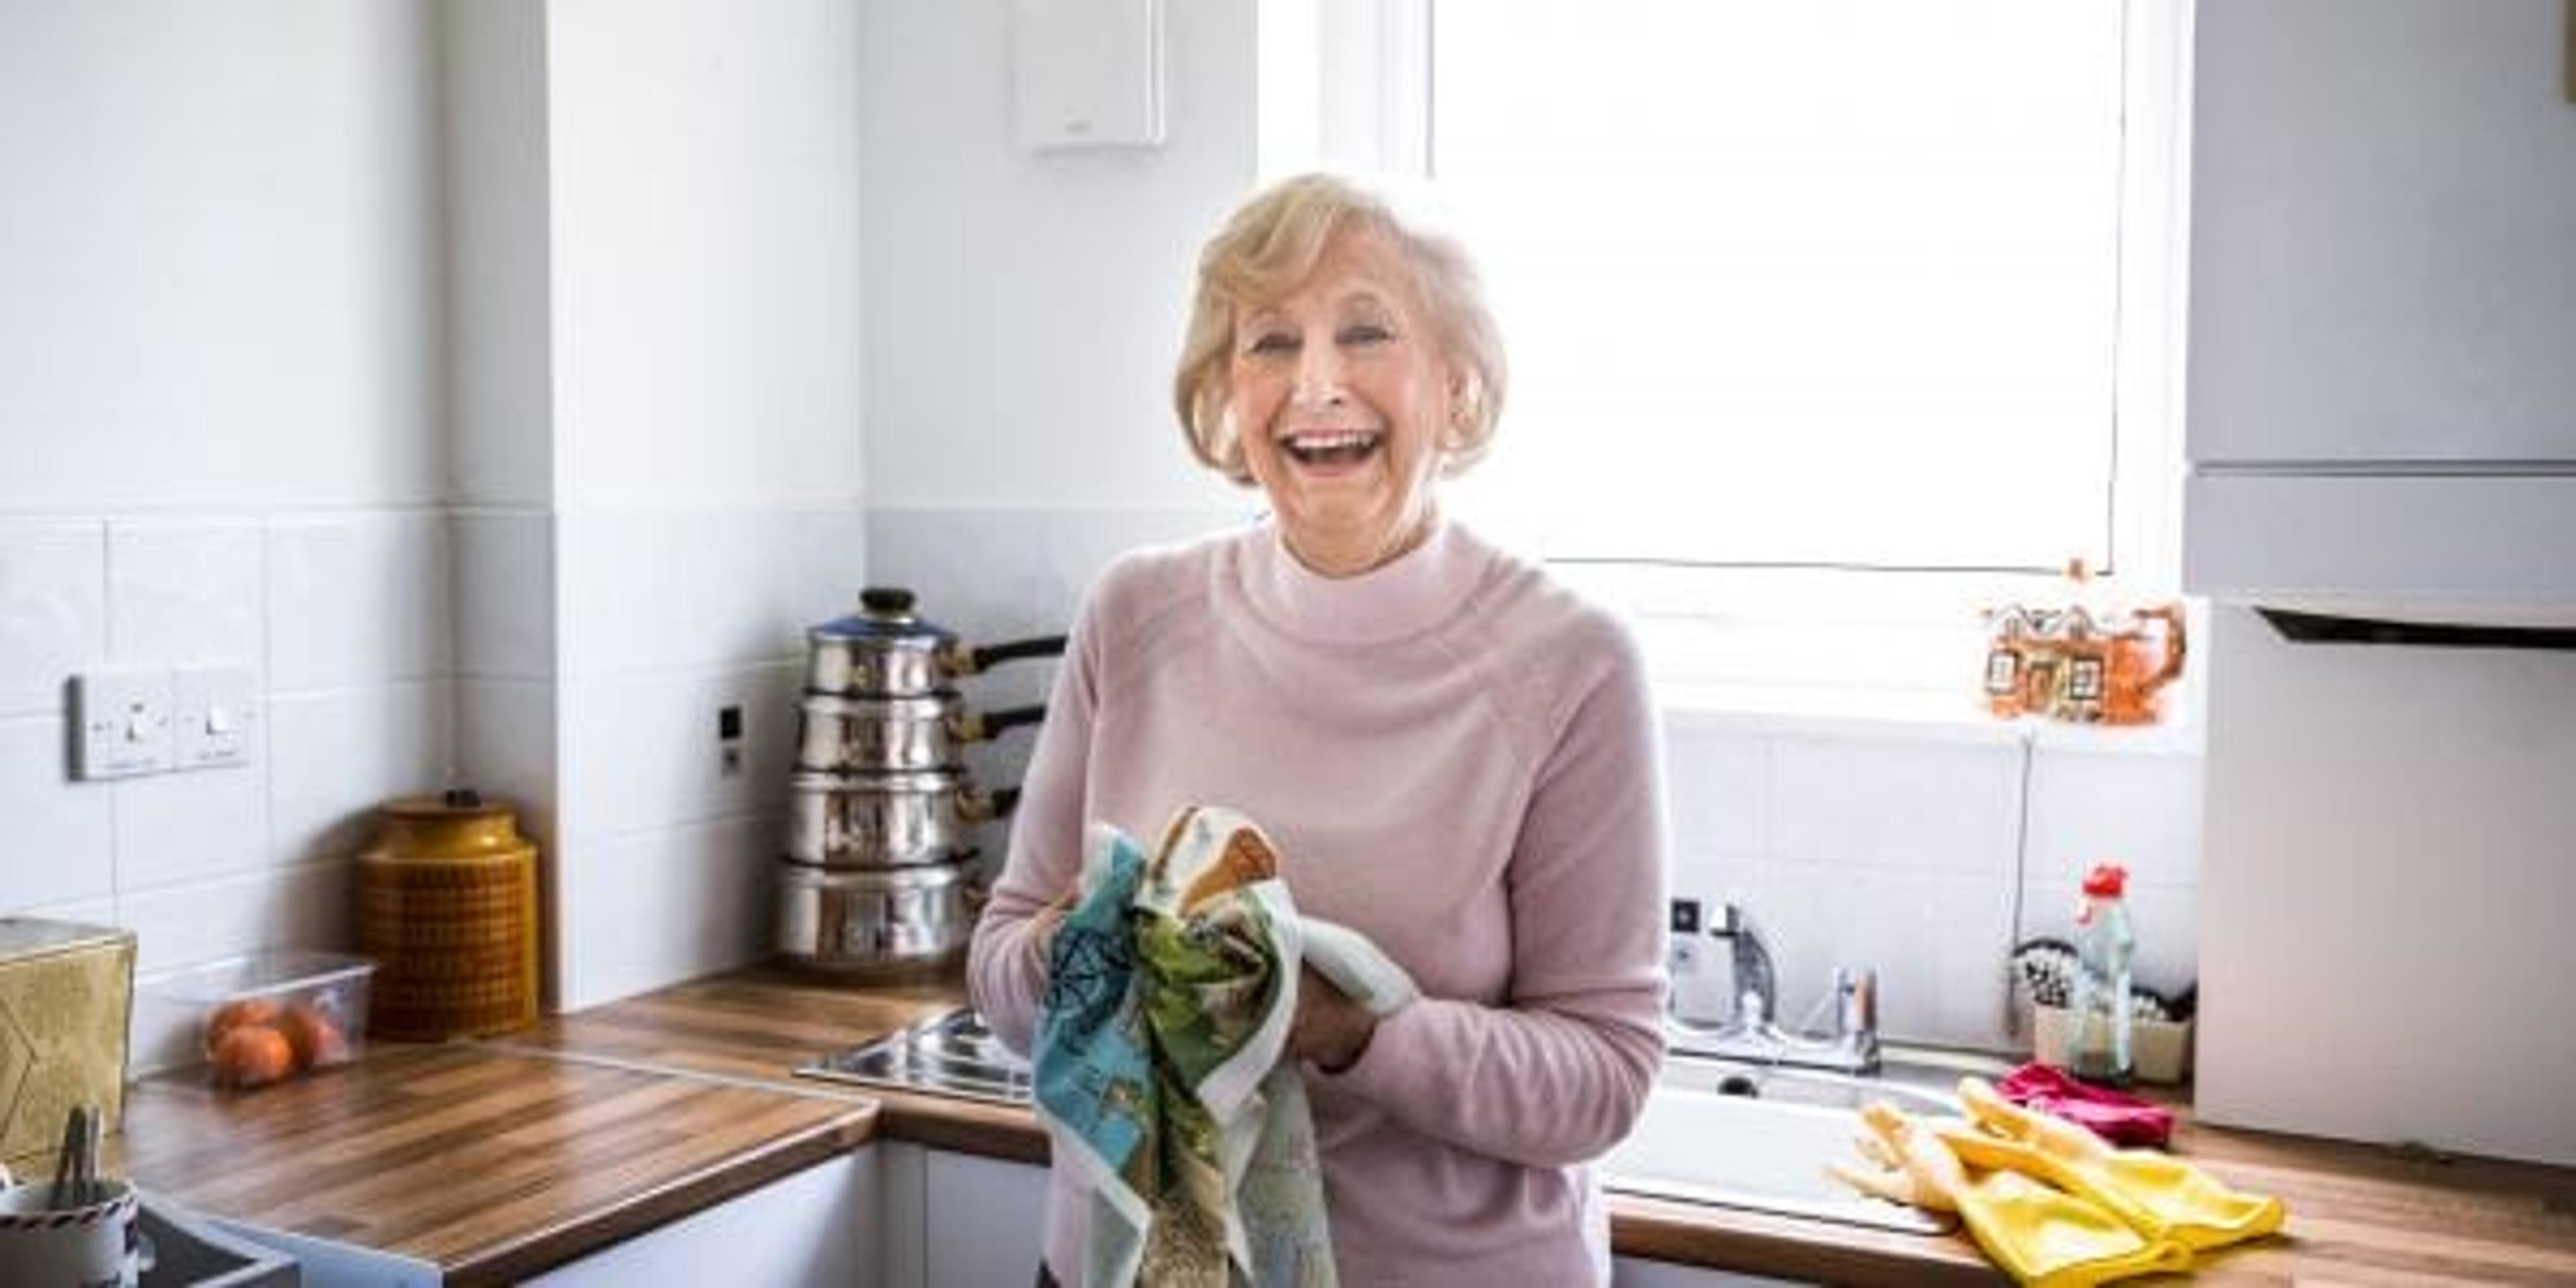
[1834,966,1879,1039]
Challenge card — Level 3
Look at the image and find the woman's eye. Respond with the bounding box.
[1340,324,1393,346]
[1244,332,1297,357]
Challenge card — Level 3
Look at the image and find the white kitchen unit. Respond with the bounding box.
[2183,0,2576,608]
[527,1149,881,1288]
[876,1142,1050,1288]
[219,1150,881,1288]
[2184,0,2576,1167]
[1612,1256,1799,1287]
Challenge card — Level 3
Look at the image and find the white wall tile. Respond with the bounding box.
[1661,726,1767,857]
[557,662,796,844]
[117,859,354,975]
[112,747,268,892]
[864,506,1245,650]
[0,521,106,715]
[0,714,115,909]
[107,517,263,666]
[557,511,687,674]
[2025,747,2204,888]
[453,511,555,679]
[555,813,776,1010]
[559,508,865,676]
[1770,737,2023,875]
[456,678,559,859]
[268,682,454,865]
[267,511,452,690]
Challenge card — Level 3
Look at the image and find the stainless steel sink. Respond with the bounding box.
[796,1006,1032,1105]
[1603,1046,2015,1234]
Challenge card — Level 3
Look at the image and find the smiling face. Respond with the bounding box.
[1226,229,1458,578]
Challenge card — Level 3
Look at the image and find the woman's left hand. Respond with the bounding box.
[1288,965,1378,1073]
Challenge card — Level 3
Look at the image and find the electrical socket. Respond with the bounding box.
[1667,896,1706,976]
[71,668,174,779]
[716,703,745,778]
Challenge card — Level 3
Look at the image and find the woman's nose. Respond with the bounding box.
[1293,342,1348,406]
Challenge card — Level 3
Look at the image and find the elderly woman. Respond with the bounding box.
[969,172,1668,1285]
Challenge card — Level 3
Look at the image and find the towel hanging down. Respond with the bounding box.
[1033,805,1418,1287]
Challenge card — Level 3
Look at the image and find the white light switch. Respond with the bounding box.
[72,668,176,779]
[173,665,260,769]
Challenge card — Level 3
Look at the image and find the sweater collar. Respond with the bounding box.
[1240,513,1488,645]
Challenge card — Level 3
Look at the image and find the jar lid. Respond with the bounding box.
[812,587,957,645]
[382,788,516,822]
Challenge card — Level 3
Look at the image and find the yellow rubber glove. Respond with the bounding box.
[1953,1077,2287,1254]
[1831,1102,2190,1288]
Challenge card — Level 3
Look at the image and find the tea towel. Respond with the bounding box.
[1034,806,1417,1287]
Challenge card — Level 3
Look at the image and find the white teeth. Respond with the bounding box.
[1285,431,1378,451]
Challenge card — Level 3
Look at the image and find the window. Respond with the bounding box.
[1273,1,2193,699]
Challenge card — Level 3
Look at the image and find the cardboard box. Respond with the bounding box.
[0,918,136,1164]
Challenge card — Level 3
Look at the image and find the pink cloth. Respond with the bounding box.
[969,518,1670,1286]
[1998,1062,2176,1149]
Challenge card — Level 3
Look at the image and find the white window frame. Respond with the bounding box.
[1265,1,2197,710]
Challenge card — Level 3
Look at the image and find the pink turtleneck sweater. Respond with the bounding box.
[968,519,1670,1286]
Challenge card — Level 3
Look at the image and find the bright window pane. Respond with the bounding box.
[1432,0,2128,572]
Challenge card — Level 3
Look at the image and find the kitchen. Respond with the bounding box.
[3,1,2573,1285]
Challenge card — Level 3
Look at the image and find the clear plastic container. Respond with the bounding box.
[2068,864,2135,1084]
[157,951,375,1090]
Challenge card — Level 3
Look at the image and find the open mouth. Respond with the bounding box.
[1281,430,1383,468]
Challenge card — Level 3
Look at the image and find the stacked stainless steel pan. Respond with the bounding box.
[777,588,1063,977]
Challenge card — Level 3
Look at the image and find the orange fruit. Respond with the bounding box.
[204,998,281,1060]
[278,1004,351,1070]
[211,1023,295,1089]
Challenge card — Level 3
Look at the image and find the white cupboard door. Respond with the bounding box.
[528,1148,879,1288]
[924,1150,1049,1288]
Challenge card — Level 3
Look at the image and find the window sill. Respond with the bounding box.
[1654,680,2204,757]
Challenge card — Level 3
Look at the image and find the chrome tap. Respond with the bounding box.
[1667,900,1882,1075]
[1711,900,1777,1033]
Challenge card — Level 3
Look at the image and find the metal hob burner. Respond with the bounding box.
[795,1006,1031,1106]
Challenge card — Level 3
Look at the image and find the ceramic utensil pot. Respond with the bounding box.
[775,860,977,978]
[784,770,1019,867]
[793,694,1046,774]
[807,588,1066,698]
[0,1178,144,1288]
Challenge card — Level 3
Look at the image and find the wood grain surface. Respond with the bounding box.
[493,966,1050,1163]
[96,966,2576,1286]
[115,1041,874,1287]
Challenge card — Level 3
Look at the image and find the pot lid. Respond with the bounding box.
[813,587,957,644]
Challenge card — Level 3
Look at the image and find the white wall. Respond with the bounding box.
[857,0,1256,511]
[445,0,873,1010]
[2,0,875,1042]
[0,1,447,515]
[0,1,452,1056]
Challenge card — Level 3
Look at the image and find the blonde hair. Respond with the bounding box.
[1173,173,1507,485]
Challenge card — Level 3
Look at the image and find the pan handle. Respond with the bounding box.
[959,635,1069,674]
[955,704,1047,743]
[975,786,1022,822]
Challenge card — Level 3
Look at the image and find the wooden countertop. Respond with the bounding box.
[107,967,2576,1285]
[115,1040,875,1287]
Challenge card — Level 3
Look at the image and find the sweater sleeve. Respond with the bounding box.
[1322,617,1670,1167]
[965,586,1105,1059]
